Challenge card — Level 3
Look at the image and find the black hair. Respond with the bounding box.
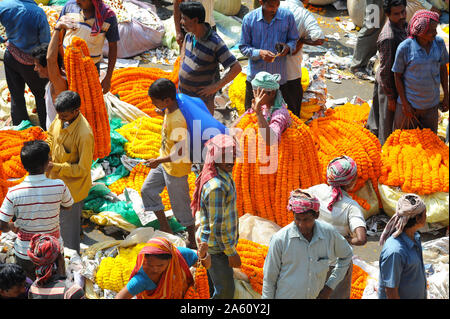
[31,43,63,69]
[383,0,407,14]
[54,90,81,113]
[179,1,205,24]
[0,264,26,291]
[404,210,426,230]
[20,140,50,174]
[145,253,173,261]
[148,78,177,101]
[293,209,319,218]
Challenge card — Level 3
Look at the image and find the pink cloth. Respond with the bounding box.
[190,134,241,216]
[91,0,116,36]
[6,42,34,65]
[246,104,292,142]
[407,10,440,39]
[287,189,320,214]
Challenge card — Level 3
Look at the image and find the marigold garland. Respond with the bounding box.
[379,128,449,194]
[64,37,111,160]
[184,264,210,299]
[110,58,181,118]
[228,72,247,116]
[233,112,322,227]
[350,264,369,299]
[324,102,371,127]
[236,239,269,295]
[308,116,383,210]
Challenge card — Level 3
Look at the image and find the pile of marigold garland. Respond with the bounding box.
[379,128,449,194]
[307,116,382,211]
[233,112,322,227]
[64,37,111,160]
[110,58,181,118]
[0,126,47,203]
[324,102,371,127]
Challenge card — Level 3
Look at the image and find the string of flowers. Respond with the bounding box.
[324,102,371,127]
[184,264,210,299]
[64,36,111,160]
[236,239,269,295]
[350,264,369,299]
[379,128,449,194]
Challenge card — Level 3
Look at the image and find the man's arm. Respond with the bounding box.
[378,39,398,111]
[385,287,401,299]
[173,0,184,47]
[262,236,282,299]
[102,41,117,93]
[47,22,69,97]
[198,62,242,97]
[324,232,353,293]
[440,64,449,112]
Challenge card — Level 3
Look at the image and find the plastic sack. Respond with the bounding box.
[238,213,281,247]
[102,1,164,59]
[233,279,262,299]
[427,263,449,299]
[104,92,149,124]
[378,184,449,226]
[353,181,380,220]
[214,10,242,49]
[176,93,227,163]
[214,0,241,16]
[96,164,129,186]
[34,0,50,5]
[119,228,186,248]
[90,211,137,233]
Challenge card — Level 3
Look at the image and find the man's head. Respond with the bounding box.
[287,189,320,236]
[148,78,177,110]
[20,140,51,175]
[383,0,407,25]
[55,90,81,123]
[0,264,27,298]
[259,0,280,19]
[76,0,94,10]
[204,134,241,173]
[31,43,64,80]
[179,1,206,33]
[407,10,439,42]
[326,155,358,192]
[251,72,282,107]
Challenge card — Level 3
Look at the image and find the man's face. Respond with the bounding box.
[215,152,237,173]
[76,0,93,10]
[253,89,277,106]
[387,5,406,26]
[260,0,280,19]
[57,109,80,123]
[418,21,438,42]
[33,59,49,79]
[0,282,26,298]
[151,97,172,111]
[293,211,317,236]
[181,14,197,33]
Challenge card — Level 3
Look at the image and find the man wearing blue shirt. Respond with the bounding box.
[378,194,428,299]
[0,0,51,129]
[239,0,299,112]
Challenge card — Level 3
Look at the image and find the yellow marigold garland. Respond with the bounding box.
[324,102,371,126]
[379,128,449,194]
[228,72,247,116]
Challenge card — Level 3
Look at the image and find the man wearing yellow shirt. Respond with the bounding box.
[141,79,196,249]
[46,90,94,254]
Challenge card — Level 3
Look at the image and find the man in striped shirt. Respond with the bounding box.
[193,134,241,299]
[0,140,74,280]
[239,0,299,111]
[178,1,242,114]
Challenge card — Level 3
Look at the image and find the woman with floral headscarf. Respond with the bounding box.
[58,0,119,93]
[392,9,449,132]
[306,155,367,299]
[116,237,209,299]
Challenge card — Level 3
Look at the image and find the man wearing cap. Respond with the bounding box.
[378,194,428,299]
[262,189,353,299]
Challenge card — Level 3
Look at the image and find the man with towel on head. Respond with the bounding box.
[378,194,428,299]
[262,189,353,299]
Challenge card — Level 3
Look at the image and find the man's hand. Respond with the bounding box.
[292,40,304,56]
[259,50,276,63]
[176,32,184,47]
[228,253,241,268]
[252,87,266,115]
[402,102,414,118]
[277,43,290,57]
[8,222,19,234]
[101,76,112,94]
[317,285,333,299]
[55,16,78,30]
[198,83,220,97]
[144,158,161,169]
[388,98,397,112]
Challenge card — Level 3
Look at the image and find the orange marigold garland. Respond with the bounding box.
[184,264,210,299]
[379,128,449,194]
[64,37,111,160]
[324,102,371,127]
[350,264,369,299]
[233,112,322,227]
[236,239,269,295]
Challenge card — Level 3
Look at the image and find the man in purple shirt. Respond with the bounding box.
[239,0,299,112]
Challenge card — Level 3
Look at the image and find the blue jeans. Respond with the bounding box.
[207,252,235,299]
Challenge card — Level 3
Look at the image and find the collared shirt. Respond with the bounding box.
[306,184,367,238]
[59,0,119,64]
[280,0,324,81]
[378,232,427,299]
[262,220,353,299]
[376,20,407,100]
[126,247,198,296]
[392,36,449,109]
[179,23,238,98]
[0,0,50,54]
[239,7,299,85]
[46,113,94,203]
[0,174,73,260]
[197,168,239,257]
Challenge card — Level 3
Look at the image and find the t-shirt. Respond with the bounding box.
[28,275,85,299]
[160,108,192,177]
[126,247,198,296]
[59,0,120,64]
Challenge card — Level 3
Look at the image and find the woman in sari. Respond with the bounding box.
[115,237,210,299]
